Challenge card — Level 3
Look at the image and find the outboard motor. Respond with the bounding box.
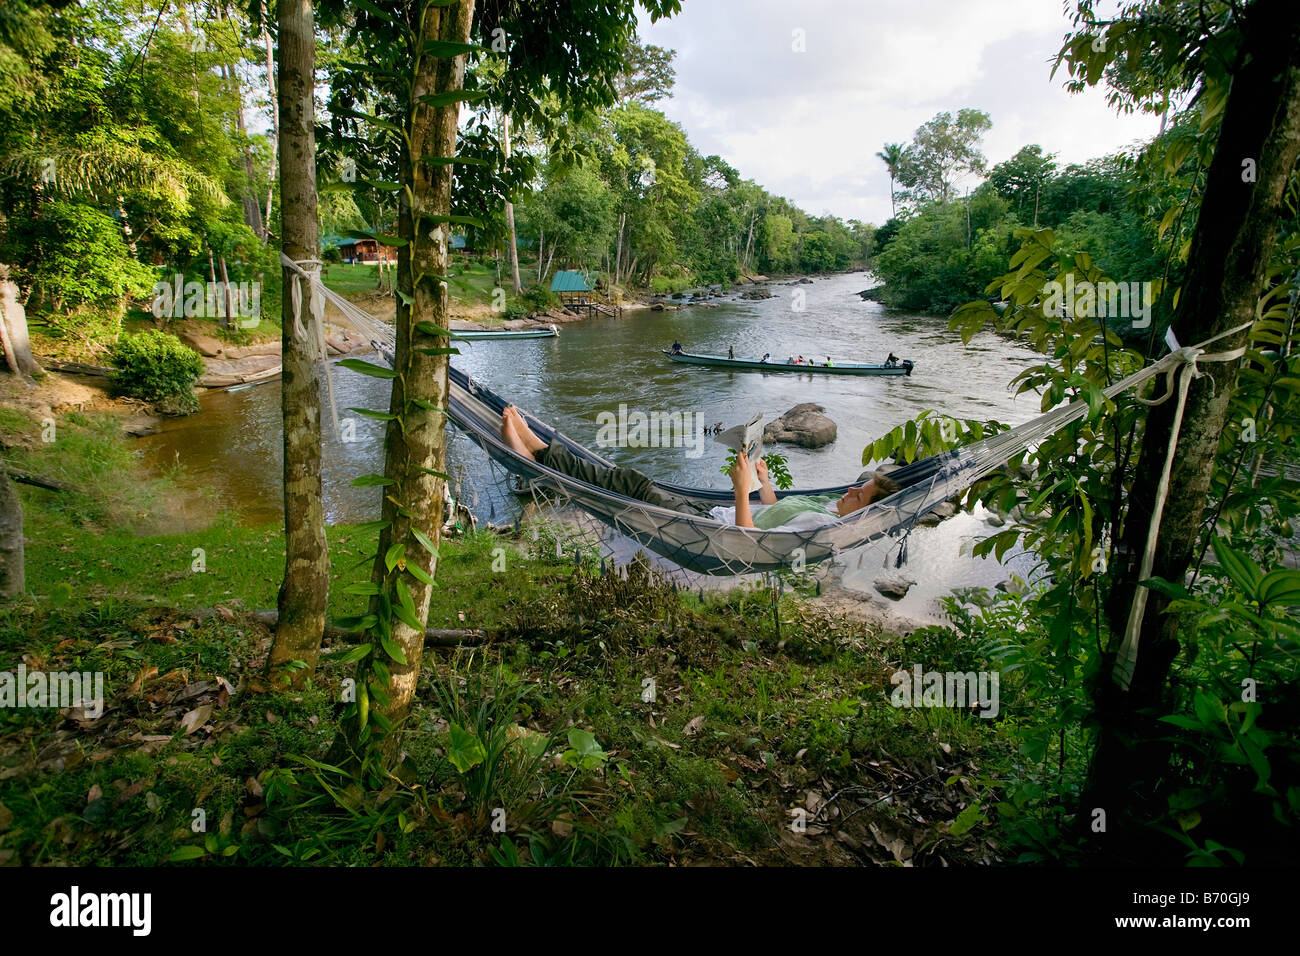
[902,359,915,376]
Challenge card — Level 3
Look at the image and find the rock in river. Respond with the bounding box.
[874,571,917,599]
[763,403,837,448]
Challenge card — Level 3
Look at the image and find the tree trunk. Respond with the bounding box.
[362,0,475,748]
[1088,0,1300,844]
[266,0,329,689]
[537,226,544,282]
[219,255,235,329]
[502,112,522,293]
[0,264,42,376]
[742,211,756,270]
[228,61,267,238]
[614,211,625,284]
[261,3,279,242]
[0,464,24,598]
[0,290,19,376]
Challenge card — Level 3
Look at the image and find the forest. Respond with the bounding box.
[0,0,1298,895]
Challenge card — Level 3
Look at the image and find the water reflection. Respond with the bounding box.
[138,270,1044,621]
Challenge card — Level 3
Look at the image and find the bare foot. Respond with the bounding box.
[500,411,537,462]
[504,406,547,455]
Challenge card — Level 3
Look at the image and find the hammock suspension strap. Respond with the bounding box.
[1113,320,1253,690]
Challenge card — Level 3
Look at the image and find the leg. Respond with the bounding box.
[536,441,710,516]
[502,405,546,455]
[500,410,538,461]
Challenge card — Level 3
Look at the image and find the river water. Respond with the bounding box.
[139,270,1045,622]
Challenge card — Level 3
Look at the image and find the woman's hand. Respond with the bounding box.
[730,450,750,490]
[754,456,777,504]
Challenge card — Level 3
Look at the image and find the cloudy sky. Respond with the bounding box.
[637,0,1162,225]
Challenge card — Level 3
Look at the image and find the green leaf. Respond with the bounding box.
[352,0,404,27]
[342,582,381,595]
[424,155,490,167]
[417,90,488,108]
[168,845,207,862]
[347,407,399,421]
[447,722,487,773]
[422,213,486,228]
[333,614,377,631]
[422,40,487,58]
[332,643,373,666]
[385,542,406,573]
[338,359,398,379]
[414,320,454,337]
[393,579,423,634]
[410,527,439,557]
[1258,569,1300,607]
[351,473,396,487]
[379,630,409,665]
[1193,691,1225,730]
[948,801,984,837]
[352,520,391,535]
[407,562,435,586]
[1211,537,1263,595]
[340,228,408,247]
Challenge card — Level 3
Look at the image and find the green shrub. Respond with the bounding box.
[109,331,205,413]
[521,283,557,313]
[5,201,154,311]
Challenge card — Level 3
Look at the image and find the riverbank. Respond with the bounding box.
[4,508,1018,866]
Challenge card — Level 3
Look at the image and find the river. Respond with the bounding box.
[138,270,1045,622]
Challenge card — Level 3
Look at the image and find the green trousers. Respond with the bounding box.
[537,442,713,516]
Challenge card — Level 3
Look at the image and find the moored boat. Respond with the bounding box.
[456,325,559,340]
[661,350,914,376]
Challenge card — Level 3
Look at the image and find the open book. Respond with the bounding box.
[715,414,764,495]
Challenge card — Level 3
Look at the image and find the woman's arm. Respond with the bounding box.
[731,452,755,528]
[755,457,777,505]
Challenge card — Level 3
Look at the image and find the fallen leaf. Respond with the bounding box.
[86,784,102,804]
[129,667,159,695]
[179,703,214,736]
[683,716,705,737]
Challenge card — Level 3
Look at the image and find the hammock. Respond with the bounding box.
[279,253,1238,577]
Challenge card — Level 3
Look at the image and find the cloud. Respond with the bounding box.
[638,0,1161,224]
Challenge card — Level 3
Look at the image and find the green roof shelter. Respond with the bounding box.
[550,270,591,294]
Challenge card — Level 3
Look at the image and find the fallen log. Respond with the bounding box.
[2,465,85,494]
[193,606,492,647]
[36,356,113,377]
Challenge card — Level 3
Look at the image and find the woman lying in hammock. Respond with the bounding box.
[500,405,901,530]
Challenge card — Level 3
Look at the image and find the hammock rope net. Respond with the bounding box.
[283,255,1247,581]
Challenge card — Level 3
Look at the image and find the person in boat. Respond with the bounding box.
[498,405,901,530]
[795,355,804,365]
[884,352,899,367]
[786,356,796,364]
[670,341,684,354]
[728,345,735,360]
[825,356,834,367]
[760,353,770,363]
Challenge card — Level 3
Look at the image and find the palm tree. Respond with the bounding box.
[876,142,906,218]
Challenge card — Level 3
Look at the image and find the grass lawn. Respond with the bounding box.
[0,404,1048,867]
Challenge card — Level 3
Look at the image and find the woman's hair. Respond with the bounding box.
[871,470,902,498]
